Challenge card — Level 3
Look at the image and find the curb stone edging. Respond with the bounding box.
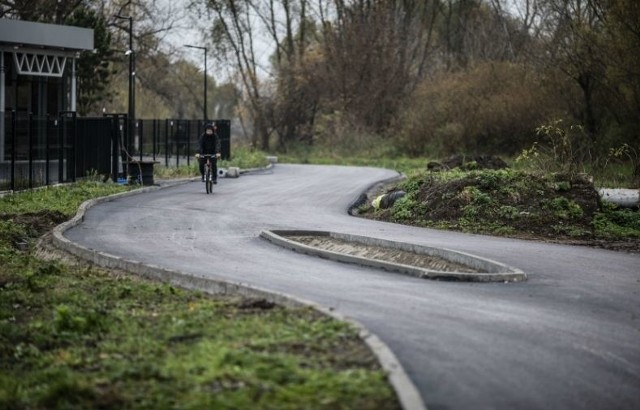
[50,178,427,410]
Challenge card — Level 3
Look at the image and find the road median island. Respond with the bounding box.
[45,180,425,410]
[261,230,527,283]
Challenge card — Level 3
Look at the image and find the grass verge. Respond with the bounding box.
[273,141,427,175]
[0,181,399,409]
[154,147,271,179]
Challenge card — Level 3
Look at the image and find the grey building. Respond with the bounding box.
[0,18,93,166]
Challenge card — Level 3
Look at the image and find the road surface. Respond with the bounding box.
[65,164,640,410]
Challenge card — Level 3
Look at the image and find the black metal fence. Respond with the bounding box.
[128,118,231,167]
[1,112,230,192]
[1,111,80,191]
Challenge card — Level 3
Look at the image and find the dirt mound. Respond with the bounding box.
[361,169,640,252]
[417,172,600,237]
[14,210,67,231]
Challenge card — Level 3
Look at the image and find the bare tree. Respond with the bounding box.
[539,0,607,140]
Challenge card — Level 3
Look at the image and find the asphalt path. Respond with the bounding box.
[65,164,640,410]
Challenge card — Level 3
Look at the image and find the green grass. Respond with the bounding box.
[154,147,271,179]
[279,142,638,188]
[0,179,132,216]
[276,147,427,175]
[586,162,639,188]
[0,181,399,410]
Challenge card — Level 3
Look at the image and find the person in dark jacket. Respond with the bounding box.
[197,122,221,183]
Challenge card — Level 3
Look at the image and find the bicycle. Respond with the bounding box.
[199,154,216,194]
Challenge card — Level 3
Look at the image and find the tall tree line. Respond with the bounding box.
[191,0,639,167]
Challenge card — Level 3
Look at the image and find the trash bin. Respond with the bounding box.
[127,160,158,186]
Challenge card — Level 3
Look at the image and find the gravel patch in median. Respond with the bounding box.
[292,235,481,273]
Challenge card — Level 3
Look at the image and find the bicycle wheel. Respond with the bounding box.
[205,168,213,194]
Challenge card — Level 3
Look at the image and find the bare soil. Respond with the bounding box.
[358,172,640,253]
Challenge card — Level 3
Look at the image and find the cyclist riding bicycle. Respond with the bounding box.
[196,122,221,183]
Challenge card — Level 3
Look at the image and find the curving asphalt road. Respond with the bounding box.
[65,164,640,410]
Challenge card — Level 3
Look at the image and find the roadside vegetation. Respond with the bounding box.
[362,169,640,241]
[153,146,271,179]
[278,122,640,251]
[0,180,398,409]
[277,136,426,175]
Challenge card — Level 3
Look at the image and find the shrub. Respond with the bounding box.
[397,62,564,156]
[516,119,592,177]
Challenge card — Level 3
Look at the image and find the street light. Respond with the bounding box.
[115,14,135,155]
[184,44,208,121]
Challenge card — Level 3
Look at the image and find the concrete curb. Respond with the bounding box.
[239,161,275,175]
[261,230,527,283]
[50,178,427,410]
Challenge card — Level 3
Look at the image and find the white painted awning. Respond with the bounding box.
[12,49,67,77]
[0,19,93,77]
[0,19,93,51]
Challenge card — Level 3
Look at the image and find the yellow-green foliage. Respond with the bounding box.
[397,62,566,156]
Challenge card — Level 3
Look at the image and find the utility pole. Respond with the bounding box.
[115,14,135,155]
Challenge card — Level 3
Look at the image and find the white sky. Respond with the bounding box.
[159,2,275,83]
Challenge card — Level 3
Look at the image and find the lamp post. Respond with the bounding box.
[115,14,135,155]
[184,44,208,121]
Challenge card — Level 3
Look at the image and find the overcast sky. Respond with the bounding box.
[160,3,275,83]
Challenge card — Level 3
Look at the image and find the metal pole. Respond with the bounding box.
[10,111,15,191]
[46,114,50,185]
[28,113,33,189]
[165,119,169,167]
[186,120,191,166]
[0,52,5,163]
[139,120,143,162]
[112,117,119,181]
[131,20,136,161]
[152,119,157,161]
[71,112,77,182]
[116,14,135,176]
[172,120,178,167]
[71,58,77,112]
[58,114,64,183]
[128,17,134,161]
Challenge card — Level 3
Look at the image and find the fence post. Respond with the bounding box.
[10,111,15,192]
[46,114,51,185]
[58,114,64,184]
[71,112,77,182]
[152,119,157,161]
[164,119,169,167]
[138,120,143,162]
[28,113,33,189]
[174,120,179,168]
[187,120,191,167]
[112,117,119,181]
[122,115,128,180]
